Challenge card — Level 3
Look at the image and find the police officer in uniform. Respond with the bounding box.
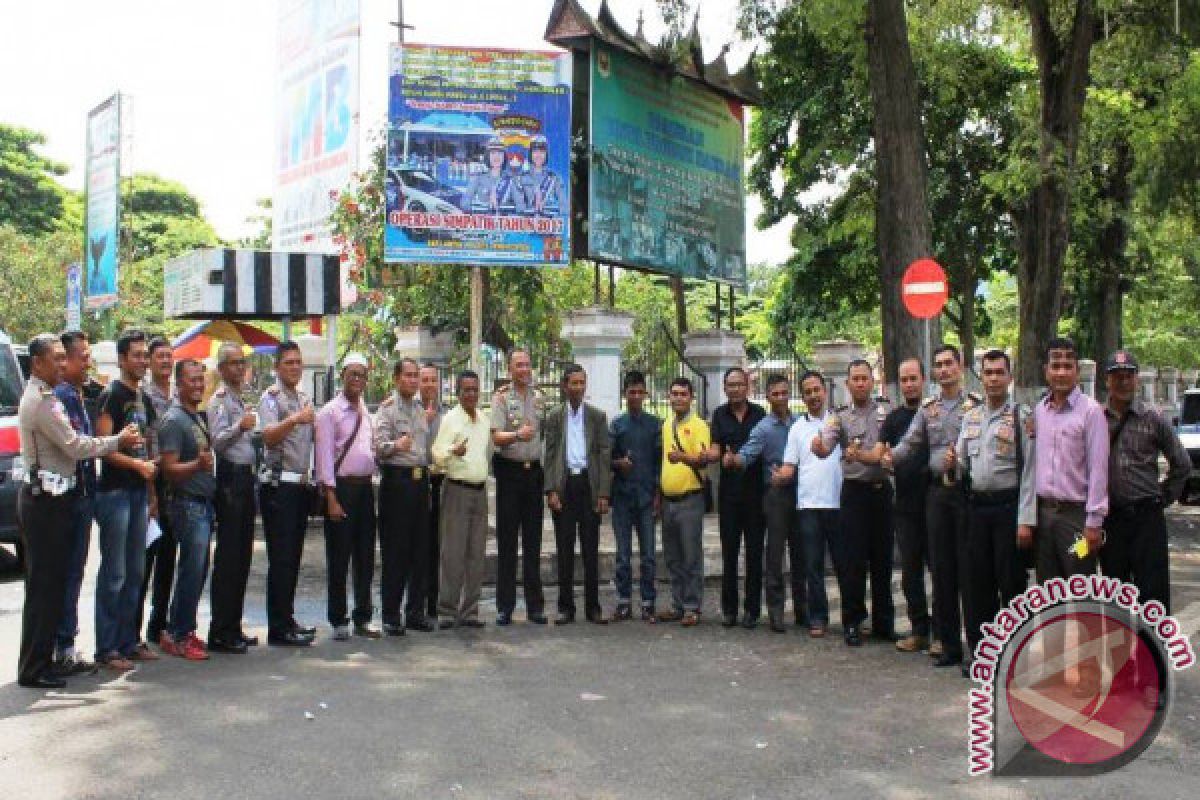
[813,359,894,646]
[463,137,523,213]
[490,349,547,626]
[884,343,980,668]
[948,350,1035,671]
[522,134,565,217]
[419,364,447,620]
[16,334,140,688]
[207,343,259,653]
[374,357,435,634]
[257,341,317,647]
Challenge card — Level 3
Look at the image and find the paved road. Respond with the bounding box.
[0,518,1198,799]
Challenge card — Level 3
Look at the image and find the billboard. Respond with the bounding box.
[383,43,572,273]
[273,0,360,253]
[85,94,121,310]
[589,43,747,287]
[66,262,82,329]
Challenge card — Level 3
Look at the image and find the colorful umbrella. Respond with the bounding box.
[171,319,280,361]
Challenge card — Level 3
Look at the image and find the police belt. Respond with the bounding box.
[381,464,429,481]
[260,468,310,486]
[216,460,256,485]
[966,487,1019,506]
[19,468,77,496]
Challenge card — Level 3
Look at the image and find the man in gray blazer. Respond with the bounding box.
[544,364,612,624]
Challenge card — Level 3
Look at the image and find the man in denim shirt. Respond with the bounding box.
[609,371,661,621]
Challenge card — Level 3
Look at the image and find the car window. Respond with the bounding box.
[0,344,22,413]
[1182,394,1200,427]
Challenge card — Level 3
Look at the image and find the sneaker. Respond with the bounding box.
[158,632,184,657]
[181,634,210,661]
[332,625,351,641]
[98,653,135,671]
[53,655,98,676]
[131,641,160,661]
[896,634,930,653]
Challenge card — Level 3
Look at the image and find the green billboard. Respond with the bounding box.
[588,43,746,287]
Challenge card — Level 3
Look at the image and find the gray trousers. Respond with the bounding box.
[661,492,705,612]
[437,481,488,621]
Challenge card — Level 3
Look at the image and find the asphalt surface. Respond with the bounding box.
[1,513,1198,799]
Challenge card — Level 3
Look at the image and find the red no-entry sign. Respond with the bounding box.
[901,258,948,319]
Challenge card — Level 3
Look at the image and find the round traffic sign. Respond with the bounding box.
[901,258,948,319]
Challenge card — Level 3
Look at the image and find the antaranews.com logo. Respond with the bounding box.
[967,575,1195,777]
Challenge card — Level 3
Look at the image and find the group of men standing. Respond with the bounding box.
[15,330,1189,693]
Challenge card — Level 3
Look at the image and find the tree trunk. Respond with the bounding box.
[479,267,514,353]
[865,0,933,396]
[671,275,688,335]
[959,258,977,375]
[1091,135,1133,398]
[1014,0,1097,397]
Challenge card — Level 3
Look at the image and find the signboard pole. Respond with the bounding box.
[470,267,483,373]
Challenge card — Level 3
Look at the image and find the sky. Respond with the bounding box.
[0,0,795,265]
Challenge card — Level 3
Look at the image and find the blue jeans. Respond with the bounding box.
[167,497,214,641]
[55,493,95,654]
[94,487,148,659]
[797,509,839,627]
[612,494,656,607]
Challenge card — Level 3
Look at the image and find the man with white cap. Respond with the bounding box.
[314,353,380,640]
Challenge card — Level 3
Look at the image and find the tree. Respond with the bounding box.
[0,226,79,341]
[0,124,71,236]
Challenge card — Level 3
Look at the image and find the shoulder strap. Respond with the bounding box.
[334,404,364,475]
[1110,409,1132,448]
[671,416,705,484]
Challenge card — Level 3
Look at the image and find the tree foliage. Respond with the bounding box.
[0,124,72,236]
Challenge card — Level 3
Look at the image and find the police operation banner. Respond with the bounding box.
[273,0,360,253]
[84,94,121,310]
[589,43,747,287]
[384,43,572,271]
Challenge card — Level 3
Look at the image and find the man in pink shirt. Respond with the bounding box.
[1023,337,1109,581]
[315,354,381,641]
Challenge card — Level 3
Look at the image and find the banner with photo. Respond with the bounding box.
[85,94,121,310]
[66,262,82,329]
[383,43,572,276]
[273,0,360,253]
[588,43,747,287]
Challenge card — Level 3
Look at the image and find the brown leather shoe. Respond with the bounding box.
[929,639,944,658]
[808,624,827,638]
[656,608,683,623]
[896,634,930,653]
[131,642,160,661]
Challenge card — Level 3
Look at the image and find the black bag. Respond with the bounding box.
[672,416,713,513]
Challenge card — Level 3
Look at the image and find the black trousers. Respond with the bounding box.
[762,485,802,617]
[928,483,967,659]
[552,473,600,616]
[210,473,256,642]
[493,457,545,616]
[261,483,310,636]
[17,485,74,683]
[894,508,931,637]
[838,481,894,633]
[1102,500,1171,613]
[427,475,443,618]
[139,485,176,641]
[718,492,766,618]
[378,467,431,625]
[964,496,1027,654]
[324,479,377,627]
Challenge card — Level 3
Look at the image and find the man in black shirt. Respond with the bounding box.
[707,367,766,628]
[93,330,158,671]
[880,357,932,653]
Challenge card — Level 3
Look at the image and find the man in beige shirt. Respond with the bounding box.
[431,370,493,628]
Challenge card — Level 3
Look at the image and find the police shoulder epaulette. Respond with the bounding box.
[265,385,280,395]
[921,396,937,408]
[213,387,226,398]
[967,391,982,403]
[835,404,849,413]
[379,394,395,408]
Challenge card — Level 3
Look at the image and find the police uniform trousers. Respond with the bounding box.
[838,480,894,634]
[378,465,431,625]
[139,473,177,642]
[260,482,311,637]
[210,461,257,642]
[493,457,545,617]
[718,488,766,619]
[963,489,1027,654]
[762,484,803,620]
[553,471,601,617]
[927,482,968,659]
[427,474,444,618]
[325,477,377,627]
[1102,498,1170,613]
[17,484,75,684]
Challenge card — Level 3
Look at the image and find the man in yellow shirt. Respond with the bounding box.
[658,377,712,626]
[431,371,493,628]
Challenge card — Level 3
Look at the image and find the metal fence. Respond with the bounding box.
[619,318,706,417]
